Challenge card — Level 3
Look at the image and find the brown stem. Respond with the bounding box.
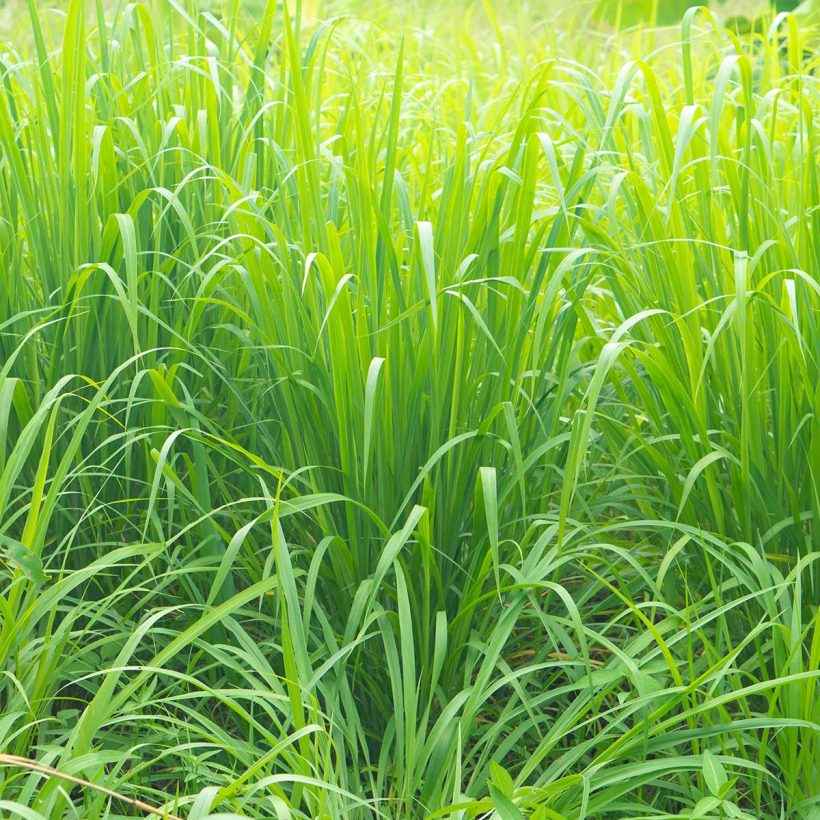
[0,754,184,820]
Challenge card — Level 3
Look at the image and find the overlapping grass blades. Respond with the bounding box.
[0,0,817,817]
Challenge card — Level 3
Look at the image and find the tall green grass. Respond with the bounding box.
[0,0,817,817]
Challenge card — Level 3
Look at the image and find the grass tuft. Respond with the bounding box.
[0,0,817,817]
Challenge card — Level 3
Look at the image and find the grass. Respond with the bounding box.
[0,0,818,817]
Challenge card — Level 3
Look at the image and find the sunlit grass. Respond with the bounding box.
[0,0,817,817]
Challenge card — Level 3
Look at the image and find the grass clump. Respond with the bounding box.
[0,0,818,817]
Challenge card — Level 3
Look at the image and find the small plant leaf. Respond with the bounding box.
[702,750,728,797]
[488,783,525,820]
[0,534,46,584]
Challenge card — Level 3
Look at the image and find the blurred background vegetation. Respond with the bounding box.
[0,0,812,41]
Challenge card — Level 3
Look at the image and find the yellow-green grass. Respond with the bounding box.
[0,0,817,817]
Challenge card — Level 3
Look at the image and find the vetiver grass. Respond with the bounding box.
[0,0,817,817]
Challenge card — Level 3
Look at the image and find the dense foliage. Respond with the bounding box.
[0,0,818,817]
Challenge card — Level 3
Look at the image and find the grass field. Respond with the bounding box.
[0,0,818,817]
